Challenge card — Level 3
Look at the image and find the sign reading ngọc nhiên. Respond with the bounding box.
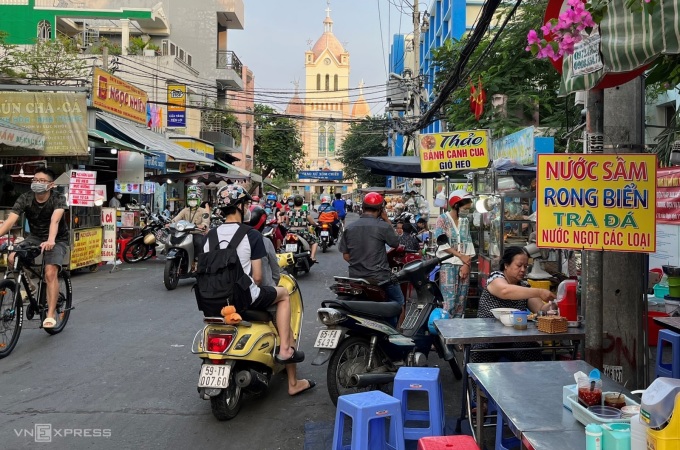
[101,208,116,262]
[92,68,148,124]
[419,130,491,173]
[536,154,657,252]
[70,227,103,269]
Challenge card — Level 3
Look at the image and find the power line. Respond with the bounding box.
[377,0,389,79]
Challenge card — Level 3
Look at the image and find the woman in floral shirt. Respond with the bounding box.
[434,190,476,317]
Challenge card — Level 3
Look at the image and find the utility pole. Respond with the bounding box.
[412,0,420,157]
[102,46,108,72]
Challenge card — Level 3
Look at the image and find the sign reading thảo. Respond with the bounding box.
[536,154,656,252]
[418,130,490,173]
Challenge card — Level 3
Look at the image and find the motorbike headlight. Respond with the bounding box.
[175,222,186,232]
[317,308,346,325]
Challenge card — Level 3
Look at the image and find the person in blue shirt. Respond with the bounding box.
[332,193,347,224]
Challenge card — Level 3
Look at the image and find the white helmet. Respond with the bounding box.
[320,195,331,204]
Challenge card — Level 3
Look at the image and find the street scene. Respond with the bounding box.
[2,0,680,449]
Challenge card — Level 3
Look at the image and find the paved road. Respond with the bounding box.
[0,213,463,449]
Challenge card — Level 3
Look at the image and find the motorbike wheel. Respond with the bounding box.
[163,259,180,290]
[321,240,327,253]
[122,239,149,264]
[210,375,242,421]
[327,336,389,406]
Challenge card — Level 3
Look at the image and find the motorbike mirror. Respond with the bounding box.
[202,213,210,219]
[436,234,449,246]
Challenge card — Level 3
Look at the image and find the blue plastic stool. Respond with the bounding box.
[495,411,520,450]
[656,329,680,379]
[332,390,405,450]
[392,367,445,441]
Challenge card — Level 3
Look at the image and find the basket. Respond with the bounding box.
[537,315,568,333]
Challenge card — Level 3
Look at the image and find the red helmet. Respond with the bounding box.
[448,189,473,207]
[363,192,384,207]
[252,195,260,203]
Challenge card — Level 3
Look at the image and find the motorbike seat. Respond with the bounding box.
[333,276,370,284]
[323,299,402,319]
[241,309,273,322]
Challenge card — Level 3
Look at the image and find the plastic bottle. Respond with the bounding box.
[586,423,603,450]
[659,274,669,287]
[629,414,647,450]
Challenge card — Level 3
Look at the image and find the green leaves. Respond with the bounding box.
[253,104,304,181]
[338,116,389,187]
[9,36,88,85]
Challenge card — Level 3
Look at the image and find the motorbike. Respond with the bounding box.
[163,215,208,290]
[192,253,303,420]
[282,230,315,277]
[122,206,170,264]
[311,246,462,405]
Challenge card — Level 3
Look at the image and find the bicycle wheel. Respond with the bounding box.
[0,280,23,359]
[41,270,72,335]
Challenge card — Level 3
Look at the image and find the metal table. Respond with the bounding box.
[522,431,585,450]
[653,316,680,334]
[434,318,585,438]
[467,361,637,449]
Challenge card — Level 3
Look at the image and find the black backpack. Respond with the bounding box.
[194,224,253,316]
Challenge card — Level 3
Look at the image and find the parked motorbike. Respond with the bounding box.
[122,206,170,264]
[163,216,208,290]
[192,253,303,420]
[312,246,462,405]
[282,231,315,277]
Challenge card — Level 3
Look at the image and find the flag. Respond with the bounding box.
[470,78,486,121]
[146,103,152,128]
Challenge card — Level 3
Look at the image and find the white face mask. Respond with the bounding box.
[31,182,50,193]
[242,207,252,223]
[188,200,198,208]
[116,194,122,199]
[458,209,470,218]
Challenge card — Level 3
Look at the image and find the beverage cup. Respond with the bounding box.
[512,310,528,330]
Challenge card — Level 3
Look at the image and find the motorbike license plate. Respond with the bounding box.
[314,329,342,349]
[285,244,298,253]
[198,364,231,388]
[320,231,329,237]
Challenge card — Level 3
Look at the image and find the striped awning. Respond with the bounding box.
[560,0,680,95]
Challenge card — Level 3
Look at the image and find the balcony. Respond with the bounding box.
[200,130,239,156]
[216,50,244,91]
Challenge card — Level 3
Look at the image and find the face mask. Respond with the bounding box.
[116,194,122,199]
[188,200,198,208]
[458,209,470,218]
[31,182,49,193]
[288,202,294,207]
[242,207,252,223]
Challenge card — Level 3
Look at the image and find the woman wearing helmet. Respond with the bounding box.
[285,195,319,262]
[168,192,210,272]
[434,189,476,317]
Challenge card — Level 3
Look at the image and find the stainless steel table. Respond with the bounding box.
[653,316,680,334]
[522,431,585,450]
[467,361,637,449]
[434,318,585,438]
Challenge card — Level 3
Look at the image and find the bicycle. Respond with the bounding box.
[0,242,73,359]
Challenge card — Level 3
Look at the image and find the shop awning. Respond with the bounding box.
[0,119,45,151]
[97,113,214,165]
[147,171,249,184]
[215,159,263,183]
[356,186,405,195]
[88,129,155,156]
[362,155,471,179]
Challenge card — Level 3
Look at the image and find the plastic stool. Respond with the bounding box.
[392,367,445,441]
[495,411,520,450]
[417,435,478,450]
[656,329,680,379]
[332,390,405,450]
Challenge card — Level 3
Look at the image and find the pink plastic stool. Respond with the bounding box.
[417,435,478,450]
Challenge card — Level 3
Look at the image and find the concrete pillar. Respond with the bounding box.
[121,19,130,56]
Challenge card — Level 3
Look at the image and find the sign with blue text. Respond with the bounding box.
[298,171,343,180]
[144,152,166,171]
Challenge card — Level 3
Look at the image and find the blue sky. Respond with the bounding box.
[228,0,419,114]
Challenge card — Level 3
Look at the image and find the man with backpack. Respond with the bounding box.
[197,184,304,365]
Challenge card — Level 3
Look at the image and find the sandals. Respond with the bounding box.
[275,347,305,365]
[42,317,56,329]
[290,379,316,397]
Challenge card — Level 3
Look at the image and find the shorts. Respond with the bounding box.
[250,286,278,310]
[16,236,68,267]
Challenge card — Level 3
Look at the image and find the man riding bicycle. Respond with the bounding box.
[0,167,68,329]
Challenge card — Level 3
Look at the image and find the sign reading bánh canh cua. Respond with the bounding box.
[92,68,148,124]
[419,130,490,173]
[537,154,657,252]
[0,92,87,156]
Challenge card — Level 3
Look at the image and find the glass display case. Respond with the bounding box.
[473,169,537,287]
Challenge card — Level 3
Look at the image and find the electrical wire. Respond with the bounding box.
[377,0,389,78]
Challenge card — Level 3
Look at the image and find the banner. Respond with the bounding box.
[418,130,490,173]
[167,85,186,127]
[537,154,656,252]
[101,208,116,262]
[656,167,680,224]
[68,170,96,207]
[298,170,343,180]
[0,92,87,156]
[492,126,535,165]
[92,68,148,124]
[114,181,140,194]
[69,227,102,270]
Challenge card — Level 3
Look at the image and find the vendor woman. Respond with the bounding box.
[471,246,557,363]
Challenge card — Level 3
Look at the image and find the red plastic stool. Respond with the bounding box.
[417,435,478,450]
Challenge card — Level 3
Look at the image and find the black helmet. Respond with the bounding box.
[248,205,267,231]
[294,195,304,207]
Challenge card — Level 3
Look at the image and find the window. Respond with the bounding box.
[325,74,330,91]
[318,123,326,157]
[328,126,336,155]
[37,20,51,41]
[334,74,338,91]
[317,74,321,91]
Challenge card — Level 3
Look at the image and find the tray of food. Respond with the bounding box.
[567,393,639,427]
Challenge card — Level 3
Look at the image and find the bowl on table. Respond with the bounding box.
[499,314,515,327]
[490,308,520,320]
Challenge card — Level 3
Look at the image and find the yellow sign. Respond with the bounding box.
[167,85,186,111]
[70,227,103,270]
[419,130,491,173]
[537,154,657,252]
[172,138,215,160]
[0,92,87,156]
[92,68,148,124]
